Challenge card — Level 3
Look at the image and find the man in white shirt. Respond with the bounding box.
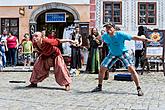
[135,26,145,68]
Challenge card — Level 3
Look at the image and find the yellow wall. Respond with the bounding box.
[0,6,33,42]
[72,4,90,22]
[0,4,89,43]
[19,6,37,42]
[0,7,20,17]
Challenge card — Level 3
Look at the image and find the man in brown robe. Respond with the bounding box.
[26,32,76,91]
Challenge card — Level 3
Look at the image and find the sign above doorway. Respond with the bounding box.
[45,12,66,22]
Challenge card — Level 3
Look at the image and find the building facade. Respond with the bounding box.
[1,0,165,47]
[0,0,90,42]
[91,0,165,51]
[94,0,165,34]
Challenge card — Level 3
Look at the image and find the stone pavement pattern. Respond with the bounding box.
[0,71,165,110]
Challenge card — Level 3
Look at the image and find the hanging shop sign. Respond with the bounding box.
[45,12,66,22]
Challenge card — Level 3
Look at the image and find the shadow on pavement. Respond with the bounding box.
[74,90,93,94]
[102,90,137,95]
[74,89,137,96]
[9,81,26,83]
[13,86,66,91]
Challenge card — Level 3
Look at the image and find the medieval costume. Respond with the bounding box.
[86,28,102,74]
[27,32,73,91]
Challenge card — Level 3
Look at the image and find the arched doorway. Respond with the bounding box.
[29,2,80,53]
[37,9,74,39]
[29,2,80,36]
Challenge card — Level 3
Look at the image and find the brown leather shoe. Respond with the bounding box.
[26,83,37,88]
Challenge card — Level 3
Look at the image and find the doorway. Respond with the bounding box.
[37,9,74,38]
[36,9,74,53]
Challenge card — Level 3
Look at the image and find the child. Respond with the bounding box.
[22,33,33,69]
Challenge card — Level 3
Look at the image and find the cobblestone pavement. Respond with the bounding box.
[0,71,165,110]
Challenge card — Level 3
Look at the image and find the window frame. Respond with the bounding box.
[103,1,122,25]
[1,18,19,39]
[138,2,157,25]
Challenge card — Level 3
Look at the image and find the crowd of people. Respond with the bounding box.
[0,31,18,68]
[0,26,146,70]
[0,30,61,69]
[0,31,35,69]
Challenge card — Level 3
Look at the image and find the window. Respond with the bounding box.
[103,2,122,24]
[138,2,156,25]
[1,18,19,37]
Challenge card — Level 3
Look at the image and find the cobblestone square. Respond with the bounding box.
[0,70,165,110]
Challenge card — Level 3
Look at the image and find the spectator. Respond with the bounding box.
[70,27,82,76]
[41,30,47,38]
[135,26,145,68]
[6,31,18,67]
[100,30,110,80]
[0,31,8,67]
[100,30,108,62]
[86,28,102,74]
[48,30,56,39]
[22,33,33,69]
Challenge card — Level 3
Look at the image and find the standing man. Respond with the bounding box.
[92,22,152,96]
[70,27,82,76]
[135,26,145,68]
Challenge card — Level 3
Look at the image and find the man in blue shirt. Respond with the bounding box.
[92,22,153,96]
